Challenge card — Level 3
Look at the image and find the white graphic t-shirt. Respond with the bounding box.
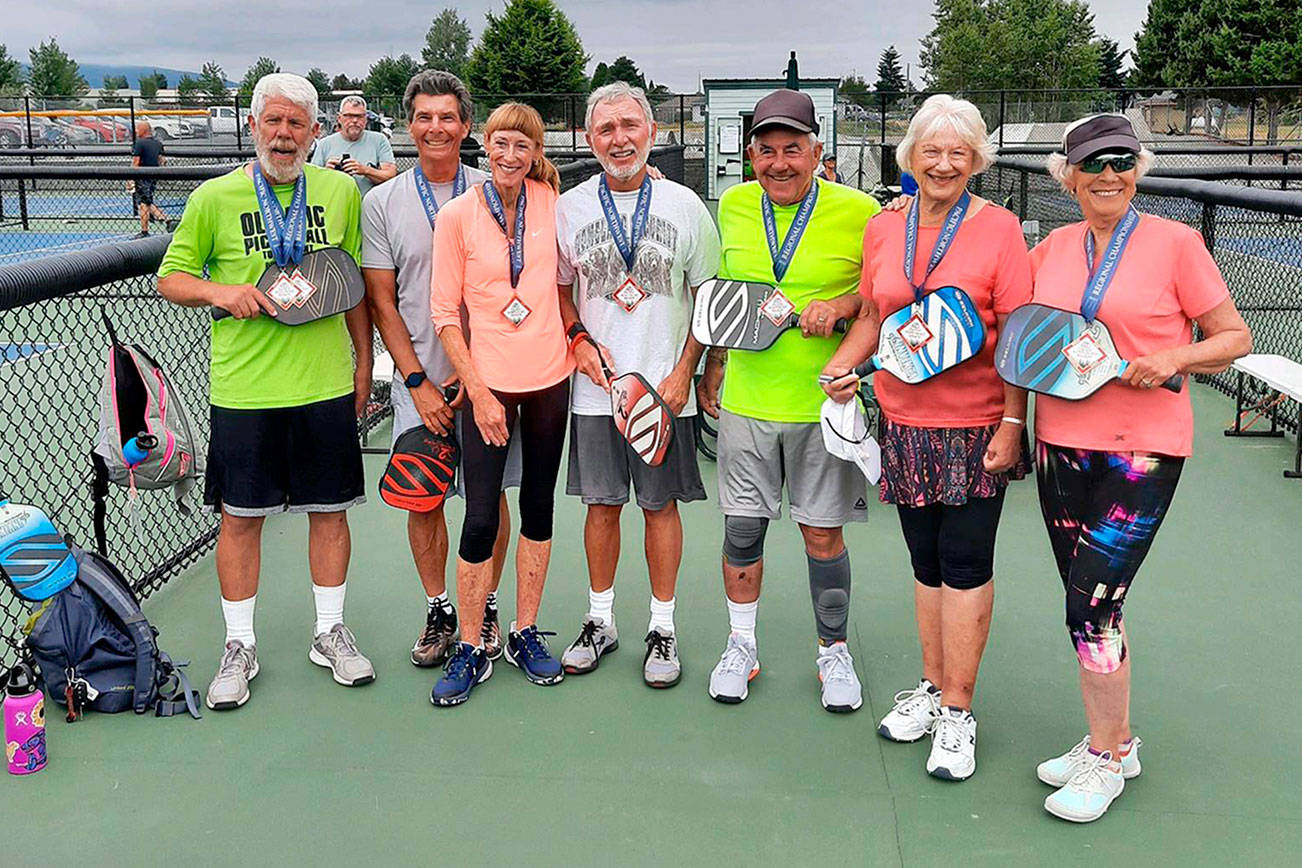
[556,174,719,417]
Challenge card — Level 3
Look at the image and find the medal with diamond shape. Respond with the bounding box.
[758,290,795,327]
[502,296,531,327]
[897,313,934,352]
[1061,331,1107,374]
[613,276,648,313]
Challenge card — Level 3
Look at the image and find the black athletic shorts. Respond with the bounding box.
[203,393,365,516]
[133,179,156,207]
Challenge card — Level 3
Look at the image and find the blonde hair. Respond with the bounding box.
[484,102,560,192]
[897,94,996,176]
[1047,148,1156,193]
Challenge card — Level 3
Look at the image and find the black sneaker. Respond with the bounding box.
[411,603,458,668]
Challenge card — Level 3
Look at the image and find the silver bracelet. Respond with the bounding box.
[1001,416,1025,426]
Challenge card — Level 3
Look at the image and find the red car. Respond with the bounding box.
[71,116,130,143]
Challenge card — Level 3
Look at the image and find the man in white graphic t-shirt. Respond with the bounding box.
[556,82,721,688]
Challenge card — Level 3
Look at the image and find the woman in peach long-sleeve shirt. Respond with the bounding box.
[428,103,574,705]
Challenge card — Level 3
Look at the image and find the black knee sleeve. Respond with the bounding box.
[808,549,851,643]
[458,500,500,564]
[722,515,768,567]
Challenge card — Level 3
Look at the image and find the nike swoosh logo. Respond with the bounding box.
[531,230,541,238]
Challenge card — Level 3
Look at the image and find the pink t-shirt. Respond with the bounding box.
[1028,214,1229,456]
[430,178,573,393]
[861,203,1033,427]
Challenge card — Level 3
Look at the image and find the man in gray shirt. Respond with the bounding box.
[361,70,520,672]
[312,95,397,195]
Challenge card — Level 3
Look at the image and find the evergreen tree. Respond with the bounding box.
[199,61,229,100]
[465,0,588,96]
[874,46,908,103]
[423,8,473,77]
[27,38,88,98]
[366,54,421,102]
[0,44,20,95]
[306,67,333,99]
[239,57,281,98]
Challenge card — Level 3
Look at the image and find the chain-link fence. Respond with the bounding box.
[979,155,1302,438]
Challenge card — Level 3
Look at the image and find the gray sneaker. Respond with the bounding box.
[708,632,759,704]
[206,640,259,710]
[643,627,681,688]
[309,624,376,686]
[817,642,862,713]
[561,617,619,674]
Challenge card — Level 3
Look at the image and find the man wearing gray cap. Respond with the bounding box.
[697,89,880,711]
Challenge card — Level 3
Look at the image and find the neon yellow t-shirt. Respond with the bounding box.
[717,178,879,422]
[159,164,362,410]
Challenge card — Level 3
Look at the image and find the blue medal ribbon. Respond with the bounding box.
[252,163,307,268]
[1080,206,1139,323]
[761,180,819,283]
[903,190,969,304]
[482,180,527,289]
[597,174,652,274]
[413,164,466,229]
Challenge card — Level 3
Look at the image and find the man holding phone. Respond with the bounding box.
[311,95,397,196]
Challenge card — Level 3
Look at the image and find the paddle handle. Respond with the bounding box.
[211,307,231,321]
[442,383,461,403]
[1160,374,1184,393]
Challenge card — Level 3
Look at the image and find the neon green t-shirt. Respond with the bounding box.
[717,178,879,422]
[159,163,362,410]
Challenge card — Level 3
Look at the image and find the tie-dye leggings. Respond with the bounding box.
[1035,441,1184,674]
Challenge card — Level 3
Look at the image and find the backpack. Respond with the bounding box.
[90,313,204,556]
[22,542,201,720]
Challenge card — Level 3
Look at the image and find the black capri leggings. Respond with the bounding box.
[895,489,1007,590]
[459,378,570,563]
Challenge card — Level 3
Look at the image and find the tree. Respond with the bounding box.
[240,57,280,97]
[176,75,204,101]
[27,38,88,98]
[590,61,610,90]
[423,8,473,77]
[840,74,871,109]
[874,45,908,103]
[138,74,159,100]
[606,56,646,89]
[465,0,588,95]
[1096,37,1126,93]
[102,74,129,90]
[365,54,420,101]
[306,67,333,99]
[147,71,169,90]
[199,61,229,101]
[1129,0,1183,88]
[331,73,363,92]
[0,44,19,95]
[920,0,1101,93]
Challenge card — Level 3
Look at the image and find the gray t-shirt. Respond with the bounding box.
[361,164,490,384]
[310,130,395,196]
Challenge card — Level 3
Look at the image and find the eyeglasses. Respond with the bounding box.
[1079,153,1136,174]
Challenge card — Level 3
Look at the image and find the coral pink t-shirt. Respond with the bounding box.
[430,178,573,393]
[1028,214,1229,456]
[860,203,1033,426]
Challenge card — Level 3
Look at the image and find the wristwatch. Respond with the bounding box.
[404,370,427,389]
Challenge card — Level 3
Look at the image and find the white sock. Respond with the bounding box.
[312,583,346,636]
[648,595,676,634]
[726,597,757,641]
[485,591,498,610]
[427,592,453,613]
[588,586,615,627]
[221,595,256,647]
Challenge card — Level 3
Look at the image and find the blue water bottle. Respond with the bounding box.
[123,432,158,468]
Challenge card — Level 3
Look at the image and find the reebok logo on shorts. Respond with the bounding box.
[854,497,868,510]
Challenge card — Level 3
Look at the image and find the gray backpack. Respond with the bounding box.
[91,314,204,556]
[23,542,201,720]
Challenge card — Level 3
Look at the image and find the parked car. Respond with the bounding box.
[0,117,23,148]
[70,116,126,142]
[208,105,245,135]
[149,116,195,140]
[54,118,99,145]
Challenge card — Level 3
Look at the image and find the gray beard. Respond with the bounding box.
[256,146,308,184]
[597,148,649,182]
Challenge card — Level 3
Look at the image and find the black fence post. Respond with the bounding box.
[234,94,243,151]
[879,92,886,146]
[998,90,1006,147]
[1018,169,1028,221]
[129,96,137,146]
[679,94,685,143]
[1200,202,1216,251]
[570,95,578,151]
[23,95,34,165]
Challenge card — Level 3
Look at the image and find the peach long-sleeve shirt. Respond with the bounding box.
[430,178,573,393]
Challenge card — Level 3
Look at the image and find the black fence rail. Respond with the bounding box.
[977,155,1302,437]
[0,148,652,665]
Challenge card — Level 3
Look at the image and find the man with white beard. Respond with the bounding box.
[556,82,720,688]
[158,73,376,711]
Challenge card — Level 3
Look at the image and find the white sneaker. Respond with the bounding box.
[816,642,862,713]
[1038,735,1143,787]
[926,706,977,781]
[1044,750,1125,822]
[877,679,941,742]
[708,632,759,704]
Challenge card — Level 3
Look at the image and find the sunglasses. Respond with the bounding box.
[1079,152,1136,174]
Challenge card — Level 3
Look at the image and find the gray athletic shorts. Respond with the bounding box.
[716,409,868,527]
[391,379,522,493]
[566,413,707,510]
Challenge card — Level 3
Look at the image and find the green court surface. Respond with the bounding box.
[3,386,1300,866]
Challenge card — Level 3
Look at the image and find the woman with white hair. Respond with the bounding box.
[1029,114,1249,822]
[822,93,1032,781]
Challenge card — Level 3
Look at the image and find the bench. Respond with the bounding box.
[1223,353,1302,478]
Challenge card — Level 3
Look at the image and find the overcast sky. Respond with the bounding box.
[9,0,1149,93]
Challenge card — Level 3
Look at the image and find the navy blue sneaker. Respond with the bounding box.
[504,624,564,685]
[431,642,492,707]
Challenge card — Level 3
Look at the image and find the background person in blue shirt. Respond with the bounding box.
[311,95,397,195]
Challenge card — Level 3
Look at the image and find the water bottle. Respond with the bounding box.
[4,661,47,775]
[123,432,158,468]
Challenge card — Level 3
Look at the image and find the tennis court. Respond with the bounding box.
[0,385,1297,866]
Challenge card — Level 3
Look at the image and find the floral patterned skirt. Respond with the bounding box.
[878,418,1031,507]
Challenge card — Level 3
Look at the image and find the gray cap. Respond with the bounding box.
[1063,114,1140,164]
[751,89,819,136]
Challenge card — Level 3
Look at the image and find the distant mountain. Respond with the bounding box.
[18,62,237,89]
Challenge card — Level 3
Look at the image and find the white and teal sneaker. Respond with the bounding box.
[1044,750,1126,823]
[1038,735,1142,787]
